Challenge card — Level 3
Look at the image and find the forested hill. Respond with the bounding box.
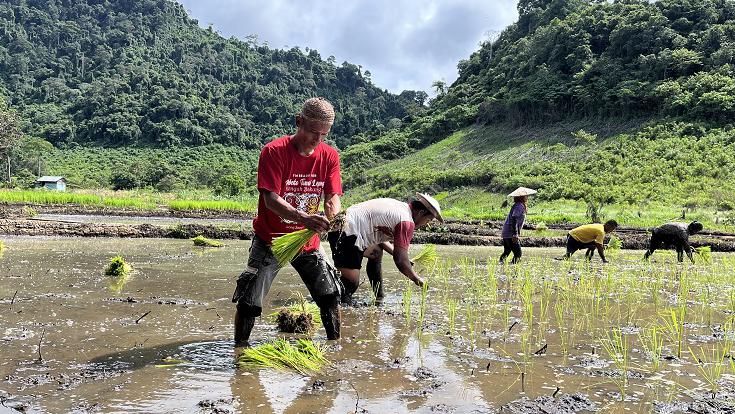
[343,0,735,215]
[0,0,423,149]
[439,0,735,125]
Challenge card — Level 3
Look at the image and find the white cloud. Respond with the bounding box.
[177,0,518,94]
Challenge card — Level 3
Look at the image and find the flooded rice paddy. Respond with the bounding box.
[1,237,735,413]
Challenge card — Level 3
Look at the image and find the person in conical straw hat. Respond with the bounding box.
[328,193,443,304]
[499,187,537,264]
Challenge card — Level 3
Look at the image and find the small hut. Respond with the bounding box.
[36,176,66,191]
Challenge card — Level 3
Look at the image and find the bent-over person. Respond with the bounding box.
[562,220,618,263]
[328,194,443,304]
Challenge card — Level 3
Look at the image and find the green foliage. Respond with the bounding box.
[213,174,246,197]
[0,0,417,150]
[191,235,223,247]
[695,246,712,264]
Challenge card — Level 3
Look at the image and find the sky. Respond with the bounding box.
[176,0,519,94]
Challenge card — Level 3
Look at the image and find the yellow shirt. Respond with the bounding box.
[569,223,605,244]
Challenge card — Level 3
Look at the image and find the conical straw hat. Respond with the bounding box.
[508,187,537,197]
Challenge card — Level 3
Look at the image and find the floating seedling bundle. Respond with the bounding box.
[237,338,329,375]
[105,255,132,293]
[192,235,224,247]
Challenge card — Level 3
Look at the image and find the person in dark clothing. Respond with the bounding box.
[643,221,703,263]
[499,187,536,264]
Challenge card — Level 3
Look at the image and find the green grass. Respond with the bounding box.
[0,189,258,214]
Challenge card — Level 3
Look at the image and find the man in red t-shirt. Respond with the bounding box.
[232,97,343,347]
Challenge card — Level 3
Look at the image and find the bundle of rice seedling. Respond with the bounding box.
[106,255,132,293]
[192,235,224,247]
[105,255,131,277]
[695,246,711,263]
[411,244,438,269]
[271,214,345,267]
[271,229,316,267]
[238,338,329,375]
[607,236,623,250]
[269,293,322,330]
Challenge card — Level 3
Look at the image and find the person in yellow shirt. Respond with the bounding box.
[562,220,618,263]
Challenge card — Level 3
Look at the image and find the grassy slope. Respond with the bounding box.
[344,119,735,231]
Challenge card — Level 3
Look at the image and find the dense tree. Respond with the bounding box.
[0,0,420,149]
[0,97,23,183]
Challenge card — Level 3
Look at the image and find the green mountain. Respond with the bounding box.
[344,0,735,226]
[0,0,423,150]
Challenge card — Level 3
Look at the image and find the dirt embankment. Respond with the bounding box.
[2,204,735,251]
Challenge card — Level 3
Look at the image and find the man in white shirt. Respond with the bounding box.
[327,193,443,304]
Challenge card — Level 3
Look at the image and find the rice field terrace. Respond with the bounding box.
[1,237,734,413]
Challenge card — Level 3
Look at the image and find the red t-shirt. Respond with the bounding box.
[253,136,342,252]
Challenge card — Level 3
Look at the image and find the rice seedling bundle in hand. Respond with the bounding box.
[695,246,711,263]
[238,338,329,375]
[271,228,317,267]
[411,244,438,270]
[192,235,224,247]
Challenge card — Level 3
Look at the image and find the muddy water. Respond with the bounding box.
[0,238,732,413]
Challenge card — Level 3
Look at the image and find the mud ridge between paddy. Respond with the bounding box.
[2,206,735,251]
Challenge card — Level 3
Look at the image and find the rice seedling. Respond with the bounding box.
[446,298,458,335]
[237,338,329,375]
[661,306,686,359]
[695,246,712,264]
[417,276,430,325]
[599,327,630,401]
[155,357,189,368]
[411,244,438,270]
[689,341,732,398]
[0,240,5,255]
[638,326,664,371]
[402,280,413,323]
[191,235,224,247]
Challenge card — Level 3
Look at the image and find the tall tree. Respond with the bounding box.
[0,97,23,183]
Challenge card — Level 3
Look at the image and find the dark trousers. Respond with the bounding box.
[499,238,522,264]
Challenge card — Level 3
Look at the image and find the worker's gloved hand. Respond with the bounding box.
[412,275,425,287]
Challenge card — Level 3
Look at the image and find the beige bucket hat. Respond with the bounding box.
[508,187,537,197]
[415,193,444,223]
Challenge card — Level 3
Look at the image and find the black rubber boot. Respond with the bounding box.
[318,298,341,340]
[234,310,255,347]
[366,258,384,302]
